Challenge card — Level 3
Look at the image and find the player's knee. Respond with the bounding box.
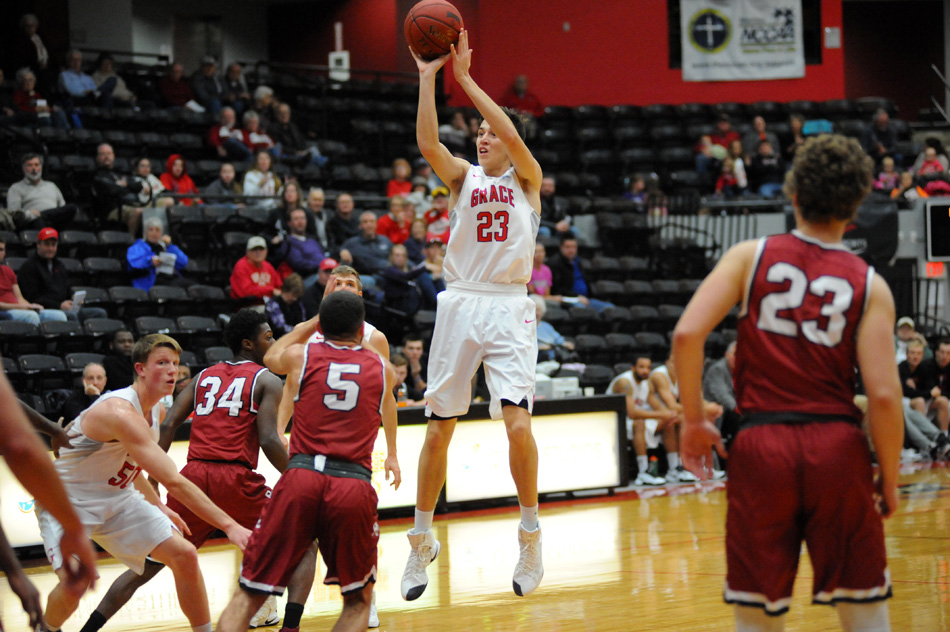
[936,396,949,410]
[164,540,200,574]
[342,584,372,611]
[505,418,532,446]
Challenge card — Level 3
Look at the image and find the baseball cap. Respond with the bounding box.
[431,186,449,199]
[38,227,59,241]
[201,55,217,66]
[426,237,443,247]
[246,236,267,250]
[897,316,915,329]
[320,257,338,271]
[414,157,429,168]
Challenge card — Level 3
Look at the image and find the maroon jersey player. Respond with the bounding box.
[218,291,401,632]
[673,135,903,631]
[77,309,298,632]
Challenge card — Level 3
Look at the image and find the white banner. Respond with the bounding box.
[681,0,805,82]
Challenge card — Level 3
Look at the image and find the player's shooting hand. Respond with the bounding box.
[409,47,449,77]
[323,274,338,297]
[226,524,252,551]
[58,527,99,592]
[450,29,472,80]
[680,420,727,481]
[385,454,402,490]
[51,419,75,459]
[7,568,43,630]
[874,472,898,519]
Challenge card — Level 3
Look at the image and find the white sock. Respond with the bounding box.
[193,623,213,632]
[637,455,648,472]
[410,509,434,534]
[735,605,785,632]
[520,504,539,531]
[836,601,890,632]
[667,452,679,470]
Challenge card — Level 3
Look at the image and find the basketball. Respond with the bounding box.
[404,0,464,61]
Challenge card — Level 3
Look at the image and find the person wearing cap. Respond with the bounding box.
[895,316,932,364]
[5,153,77,231]
[17,227,108,323]
[301,257,338,316]
[191,55,223,115]
[0,234,67,325]
[424,186,451,244]
[271,208,326,287]
[230,236,280,306]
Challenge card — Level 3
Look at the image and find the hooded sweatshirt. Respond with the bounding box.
[159,154,201,206]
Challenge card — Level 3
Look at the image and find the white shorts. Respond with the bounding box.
[626,418,661,449]
[425,282,537,420]
[37,491,175,575]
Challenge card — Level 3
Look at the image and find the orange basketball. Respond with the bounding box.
[404,0,464,61]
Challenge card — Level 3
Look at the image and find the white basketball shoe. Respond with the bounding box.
[512,523,543,597]
[249,594,280,628]
[367,588,379,628]
[401,529,440,601]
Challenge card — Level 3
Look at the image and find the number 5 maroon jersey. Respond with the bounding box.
[291,341,386,470]
[188,360,271,469]
[735,231,873,424]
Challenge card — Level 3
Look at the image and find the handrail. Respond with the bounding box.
[77,48,171,65]
[929,63,950,125]
[246,60,419,84]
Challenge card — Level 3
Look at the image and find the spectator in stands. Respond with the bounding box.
[190,55,223,114]
[702,342,739,448]
[91,142,144,233]
[339,211,393,283]
[380,244,437,315]
[438,109,472,155]
[16,227,107,323]
[404,218,428,264]
[126,217,190,290]
[711,114,741,150]
[741,116,780,158]
[174,364,193,398]
[61,362,106,422]
[59,49,116,109]
[895,316,932,364]
[873,156,900,194]
[159,154,201,206]
[242,110,275,154]
[401,334,428,399]
[230,235,280,305]
[500,74,544,118]
[694,133,726,177]
[538,175,572,237]
[714,157,740,198]
[102,329,134,391]
[300,257,337,317]
[6,153,77,230]
[784,113,806,164]
[389,353,421,404]
[891,171,928,208]
[265,272,306,336]
[159,63,195,109]
[266,181,315,240]
[911,138,950,174]
[0,235,67,324]
[528,243,553,297]
[861,108,899,164]
[222,63,250,116]
[0,69,14,118]
[623,174,648,204]
[208,106,252,160]
[243,150,282,209]
[423,186,450,243]
[12,67,67,128]
[271,208,326,286]
[529,294,574,362]
[377,195,412,244]
[747,139,785,197]
[386,158,413,198]
[900,338,941,419]
[916,146,947,177]
[305,187,331,252]
[726,139,749,194]
[11,14,50,90]
[252,85,279,130]
[547,235,614,312]
[269,103,327,166]
[131,157,172,209]
[422,237,445,289]
[328,192,360,248]
[414,157,443,193]
[91,53,136,109]
[202,162,243,205]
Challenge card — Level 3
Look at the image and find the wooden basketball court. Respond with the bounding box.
[2,464,948,631]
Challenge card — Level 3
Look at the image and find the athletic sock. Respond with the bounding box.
[283,602,305,629]
[79,611,108,632]
[667,452,679,470]
[410,508,434,535]
[520,504,539,531]
[192,623,212,632]
[637,455,648,472]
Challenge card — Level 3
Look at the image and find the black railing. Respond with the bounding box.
[929,63,950,126]
[77,48,171,65]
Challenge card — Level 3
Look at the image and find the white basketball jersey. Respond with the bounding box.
[444,166,539,285]
[54,387,161,503]
[650,365,679,399]
[307,321,377,345]
[608,370,653,420]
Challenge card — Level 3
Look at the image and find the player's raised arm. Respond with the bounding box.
[412,49,469,191]
[856,274,904,518]
[254,371,289,473]
[451,29,542,197]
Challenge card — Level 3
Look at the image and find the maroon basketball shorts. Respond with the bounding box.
[239,468,379,595]
[166,460,271,548]
[724,421,890,615]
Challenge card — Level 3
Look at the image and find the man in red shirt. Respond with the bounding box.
[499,74,544,119]
[230,236,280,304]
[217,291,400,632]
